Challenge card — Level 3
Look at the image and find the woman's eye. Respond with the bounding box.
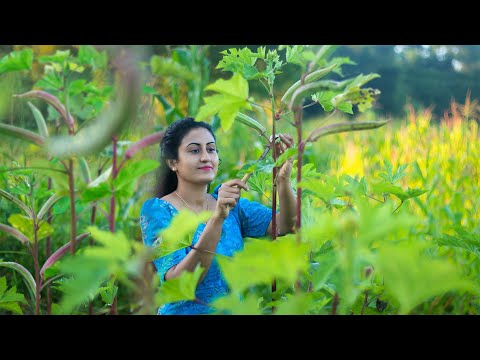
[190,149,199,153]
[208,148,216,153]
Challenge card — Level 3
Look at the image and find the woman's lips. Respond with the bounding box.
[199,167,213,171]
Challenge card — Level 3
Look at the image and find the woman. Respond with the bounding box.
[140,117,296,314]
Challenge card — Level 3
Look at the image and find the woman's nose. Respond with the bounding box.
[200,149,212,162]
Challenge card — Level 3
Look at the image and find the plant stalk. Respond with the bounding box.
[109,135,118,315]
[68,160,76,255]
[31,194,41,315]
[45,177,52,314]
[269,89,278,312]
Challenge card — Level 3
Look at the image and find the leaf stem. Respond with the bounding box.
[392,201,404,214]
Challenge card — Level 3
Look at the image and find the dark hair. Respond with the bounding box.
[154,117,216,198]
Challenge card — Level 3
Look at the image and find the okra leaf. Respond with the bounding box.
[196,74,251,132]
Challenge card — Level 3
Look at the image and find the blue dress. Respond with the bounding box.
[140,184,273,315]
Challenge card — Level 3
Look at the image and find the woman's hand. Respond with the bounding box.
[214,179,249,219]
[275,133,295,183]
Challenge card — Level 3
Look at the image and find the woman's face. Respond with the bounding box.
[172,127,219,185]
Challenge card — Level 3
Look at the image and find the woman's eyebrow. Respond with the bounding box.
[186,142,216,147]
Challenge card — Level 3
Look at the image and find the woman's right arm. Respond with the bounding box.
[165,179,249,284]
[165,214,224,284]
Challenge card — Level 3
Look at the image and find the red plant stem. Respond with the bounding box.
[110,136,117,233]
[34,241,41,314]
[332,292,339,315]
[46,177,52,315]
[88,167,102,316]
[270,91,278,310]
[45,123,61,314]
[14,90,76,133]
[39,233,90,281]
[361,291,369,315]
[68,160,76,255]
[294,108,304,293]
[31,200,41,315]
[295,110,303,233]
[109,135,118,315]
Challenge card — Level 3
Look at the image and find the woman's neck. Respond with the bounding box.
[174,182,209,207]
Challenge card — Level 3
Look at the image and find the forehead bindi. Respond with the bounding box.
[182,128,215,147]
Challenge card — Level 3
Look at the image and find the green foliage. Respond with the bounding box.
[377,243,477,314]
[437,227,480,259]
[211,292,263,315]
[114,160,159,191]
[35,67,63,91]
[379,160,408,184]
[274,147,297,167]
[81,183,111,202]
[312,91,338,112]
[155,265,203,306]
[38,50,71,67]
[0,277,26,314]
[151,210,211,258]
[297,175,345,207]
[84,227,132,264]
[77,45,108,69]
[57,255,111,314]
[46,68,141,158]
[0,188,33,218]
[281,45,339,70]
[196,74,252,131]
[151,56,196,81]
[332,73,381,113]
[309,251,338,291]
[8,214,54,243]
[0,49,33,75]
[0,261,36,304]
[216,47,267,80]
[371,182,429,202]
[274,292,316,315]
[337,102,353,114]
[355,197,418,247]
[27,102,49,137]
[246,171,271,201]
[57,227,135,313]
[98,277,118,306]
[217,235,309,294]
[284,64,338,109]
[153,94,184,126]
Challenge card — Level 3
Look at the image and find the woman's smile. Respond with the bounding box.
[198,166,213,171]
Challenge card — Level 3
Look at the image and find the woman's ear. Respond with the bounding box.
[166,159,177,172]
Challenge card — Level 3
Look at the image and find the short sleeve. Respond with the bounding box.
[140,198,187,284]
[237,197,274,238]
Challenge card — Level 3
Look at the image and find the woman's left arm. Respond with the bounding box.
[267,133,297,236]
[277,171,297,235]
